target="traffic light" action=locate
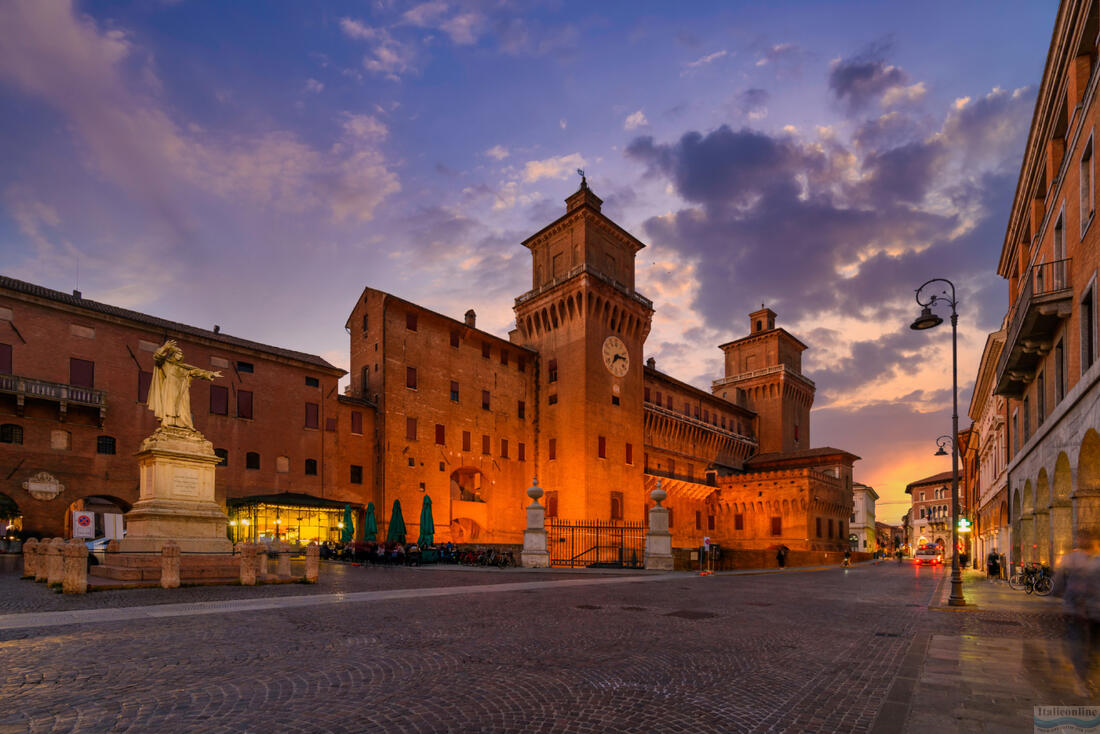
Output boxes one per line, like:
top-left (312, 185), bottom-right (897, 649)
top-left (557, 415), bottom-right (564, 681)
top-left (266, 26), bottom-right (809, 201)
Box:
top-left (957, 517), bottom-right (972, 533)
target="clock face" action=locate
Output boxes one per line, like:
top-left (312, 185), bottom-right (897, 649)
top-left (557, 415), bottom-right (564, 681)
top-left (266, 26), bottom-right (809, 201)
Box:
top-left (602, 336), bottom-right (629, 377)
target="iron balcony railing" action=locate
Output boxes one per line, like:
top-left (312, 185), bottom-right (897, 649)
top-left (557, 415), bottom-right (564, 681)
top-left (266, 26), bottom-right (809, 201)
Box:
top-left (995, 257), bottom-right (1072, 385)
top-left (0, 374), bottom-right (107, 408)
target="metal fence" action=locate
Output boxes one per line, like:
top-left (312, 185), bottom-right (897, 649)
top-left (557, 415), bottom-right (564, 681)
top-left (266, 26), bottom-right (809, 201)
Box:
top-left (547, 519), bottom-right (645, 569)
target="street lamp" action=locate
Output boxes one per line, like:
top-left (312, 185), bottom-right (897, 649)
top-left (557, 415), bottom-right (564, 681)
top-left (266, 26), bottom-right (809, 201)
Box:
top-left (911, 278), bottom-right (966, 607)
top-left (934, 435), bottom-right (952, 456)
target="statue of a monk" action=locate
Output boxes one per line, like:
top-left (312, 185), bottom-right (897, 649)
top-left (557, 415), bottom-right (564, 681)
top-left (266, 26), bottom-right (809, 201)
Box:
top-left (147, 340), bottom-right (221, 431)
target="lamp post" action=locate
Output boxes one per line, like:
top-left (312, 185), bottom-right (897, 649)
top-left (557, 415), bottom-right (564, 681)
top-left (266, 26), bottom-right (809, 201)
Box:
top-left (911, 278), bottom-right (966, 606)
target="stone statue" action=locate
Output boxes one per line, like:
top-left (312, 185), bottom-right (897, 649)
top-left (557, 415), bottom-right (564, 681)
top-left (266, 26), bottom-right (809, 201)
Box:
top-left (147, 340), bottom-right (220, 431)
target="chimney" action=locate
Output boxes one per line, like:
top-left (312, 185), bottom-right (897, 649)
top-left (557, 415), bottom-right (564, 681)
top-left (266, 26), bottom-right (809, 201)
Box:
top-left (213, 325), bottom-right (221, 334)
top-left (464, 309), bottom-right (476, 328)
top-left (72, 290), bottom-right (82, 299)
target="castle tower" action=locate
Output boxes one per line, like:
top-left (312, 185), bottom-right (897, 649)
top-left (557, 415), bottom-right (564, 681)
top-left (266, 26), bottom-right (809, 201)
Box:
top-left (512, 179), bottom-right (654, 521)
top-left (711, 307), bottom-right (815, 454)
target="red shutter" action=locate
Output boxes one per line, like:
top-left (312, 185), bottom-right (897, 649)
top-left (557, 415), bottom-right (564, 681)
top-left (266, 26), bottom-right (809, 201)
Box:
top-left (598, 436), bottom-right (606, 458)
top-left (500, 438), bottom-right (508, 458)
top-left (406, 418), bottom-right (417, 440)
top-left (69, 358), bottom-right (94, 388)
top-left (210, 385), bottom-right (228, 415)
top-left (772, 517), bottom-right (782, 536)
top-left (351, 411), bottom-right (363, 434)
top-left (0, 343), bottom-right (11, 375)
top-left (138, 370), bottom-right (152, 403)
top-left (518, 442), bottom-right (526, 461)
top-left (305, 402), bottom-right (319, 429)
top-left (482, 434), bottom-right (490, 455)
top-left (406, 366), bottom-right (417, 389)
top-left (435, 424), bottom-right (445, 445)
top-left (462, 431), bottom-right (471, 451)
top-left (548, 438), bottom-right (556, 460)
top-left (325, 417), bottom-right (337, 432)
top-left (625, 443), bottom-right (633, 464)
top-left (237, 390), bottom-right (253, 419)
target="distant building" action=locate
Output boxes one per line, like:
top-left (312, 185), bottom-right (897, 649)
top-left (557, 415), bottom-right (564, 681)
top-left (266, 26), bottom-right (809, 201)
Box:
top-left (905, 471), bottom-right (957, 558)
top-left (850, 483), bottom-right (878, 552)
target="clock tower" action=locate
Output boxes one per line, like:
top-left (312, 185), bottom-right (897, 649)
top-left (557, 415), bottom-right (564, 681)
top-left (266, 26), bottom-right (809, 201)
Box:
top-left (512, 179), bottom-right (653, 522)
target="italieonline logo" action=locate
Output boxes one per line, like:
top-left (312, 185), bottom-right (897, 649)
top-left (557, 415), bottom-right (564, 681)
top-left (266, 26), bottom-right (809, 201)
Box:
top-left (1034, 706), bottom-right (1100, 733)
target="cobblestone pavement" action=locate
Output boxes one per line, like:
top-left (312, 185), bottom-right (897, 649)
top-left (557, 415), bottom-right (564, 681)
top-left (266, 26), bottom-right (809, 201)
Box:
top-left (0, 560), bottom-right (1087, 733)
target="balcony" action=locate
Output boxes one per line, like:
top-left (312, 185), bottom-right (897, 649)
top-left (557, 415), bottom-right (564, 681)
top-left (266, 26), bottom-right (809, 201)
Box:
top-left (994, 258), bottom-right (1073, 398)
top-left (0, 374), bottom-right (108, 425)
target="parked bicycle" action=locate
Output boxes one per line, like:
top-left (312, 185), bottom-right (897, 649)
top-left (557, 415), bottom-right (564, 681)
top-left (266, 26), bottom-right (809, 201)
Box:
top-left (1008, 563), bottom-right (1053, 595)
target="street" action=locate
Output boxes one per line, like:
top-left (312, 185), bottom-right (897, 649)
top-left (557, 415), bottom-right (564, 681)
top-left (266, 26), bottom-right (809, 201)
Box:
top-left (0, 560), bottom-right (1086, 733)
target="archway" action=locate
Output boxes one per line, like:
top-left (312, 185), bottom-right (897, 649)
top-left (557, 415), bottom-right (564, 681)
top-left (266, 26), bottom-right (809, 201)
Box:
top-left (64, 495), bottom-right (131, 539)
top-left (1052, 452), bottom-right (1074, 562)
top-left (1076, 428), bottom-right (1100, 543)
top-left (0, 493), bottom-right (21, 547)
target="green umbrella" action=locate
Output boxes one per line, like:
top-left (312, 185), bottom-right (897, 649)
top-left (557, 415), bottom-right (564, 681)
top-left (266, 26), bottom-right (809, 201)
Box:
top-left (341, 504), bottom-right (354, 543)
top-left (363, 502), bottom-right (378, 541)
top-left (417, 495), bottom-right (434, 547)
top-left (386, 499), bottom-right (407, 543)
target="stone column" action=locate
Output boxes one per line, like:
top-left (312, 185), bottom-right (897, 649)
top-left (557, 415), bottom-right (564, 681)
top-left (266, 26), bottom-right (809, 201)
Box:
top-left (239, 542), bottom-right (257, 586)
top-left (275, 542), bottom-right (291, 577)
top-left (1050, 502), bottom-right (1073, 564)
top-left (45, 538), bottom-right (65, 587)
top-left (255, 544), bottom-right (269, 581)
top-left (21, 538), bottom-right (37, 579)
top-left (645, 481), bottom-right (675, 571)
top-left (62, 539), bottom-right (88, 594)
top-left (1018, 515), bottom-right (1035, 564)
top-left (305, 542), bottom-right (319, 583)
top-left (161, 541), bottom-right (181, 589)
top-left (1071, 487), bottom-right (1100, 547)
top-left (521, 477), bottom-right (550, 568)
top-left (1033, 508), bottom-right (1050, 565)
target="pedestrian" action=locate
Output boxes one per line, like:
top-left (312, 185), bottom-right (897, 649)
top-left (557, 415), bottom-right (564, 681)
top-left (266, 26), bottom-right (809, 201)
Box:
top-left (1053, 528), bottom-right (1100, 696)
top-left (987, 549), bottom-right (1000, 581)
top-left (776, 545), bottom-right (788, 569)
top-left (843, 548), bottom-right (852, 567)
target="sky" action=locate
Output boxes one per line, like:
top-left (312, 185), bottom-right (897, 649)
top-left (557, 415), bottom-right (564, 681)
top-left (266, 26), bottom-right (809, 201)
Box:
top-left (0, 0), bottom-right (1058, 523)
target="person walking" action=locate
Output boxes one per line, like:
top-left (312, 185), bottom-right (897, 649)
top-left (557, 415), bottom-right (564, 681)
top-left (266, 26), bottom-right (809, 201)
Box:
top-left (1053, 528), bottom-right (1099, 695)
top-left (987, 549), bottom-right (1000, 581)
top-left (843, 548), bottom-right (852, 567)
top-left (776, 545), bottom-right (788, 569)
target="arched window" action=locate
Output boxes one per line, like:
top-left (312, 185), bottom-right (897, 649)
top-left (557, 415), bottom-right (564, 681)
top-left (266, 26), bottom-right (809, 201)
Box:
top-left (96, 436), bottom-right (116, 455)
top-left (0, 424), bottom-right (22, 445)
top-left (245, 452), bottom-right (260, 470)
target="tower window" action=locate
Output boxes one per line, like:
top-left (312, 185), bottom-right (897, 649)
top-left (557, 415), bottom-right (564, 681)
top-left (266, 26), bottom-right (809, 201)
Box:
top-left (598, 436), bottom-right (606, 458)
top-left (406, 312), bottom-right (418, 331)
top-left (96, 436), bottom-right (116, 455)
top-left (450, 330), bottom-right (460, 348)
top-left (0, 424), bottom-right (22, 445)
top-left (236, 361), bottom-right (254, 374)
top-left (548, 359), bottom-right (558, 383)
top-left (482, 434), bottom-right (490, 455)
top-left (435, 424), bottom-right (445, 445)
top-left (482, 390), bottom-right (490, 410)
top-left (350, 465), bottom-right (363, 484)
top-left (406, 417), bottom-right (417, 441)
top-left (482, 341), bottom-right (491, 359)
top-left (246, 452), bottom-right (260, 470)
top-left (450, 381), bottom-right (460, 402)
top-left (462, 431), bottom-right (471, 451)
top-left (517, 400), bottom-right (526, 419)
top-left (548, 438), bottom-right (557, 460)
top-left (406, 366), bottom-right (417, 389)
top-left (305, 458), bottom-right (318, 475)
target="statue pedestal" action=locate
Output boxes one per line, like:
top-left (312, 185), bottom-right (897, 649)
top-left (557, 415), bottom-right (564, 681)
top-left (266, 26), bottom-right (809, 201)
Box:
top-left (118, 426), bottom-right (232, 554)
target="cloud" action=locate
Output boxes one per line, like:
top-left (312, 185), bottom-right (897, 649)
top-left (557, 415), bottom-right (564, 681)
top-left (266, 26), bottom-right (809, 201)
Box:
top-left (522, 153), bottom-right (585, 183)
top-left (401, 2), bottom-right (483, 45)
top-left (754, 42), bottom-right (801, 74)
top-left (734, 88), bottom-right (769, 120)
top-left (304, 78), bottom-right (324, 94)
top-left (0, 2), bottom-right (400, 235)
top-left (340, 18), bottom-right (416, 80)
top-left (827, 43), bottom-right (912, 114)
top-left (682, 49), bottom-right (727, 75)
top-left (624, 110), bottom-right (648, 130)
top-left (485, 144), bottom-right (509, 161)
top-left (559, 119), bottom-right (567, 130)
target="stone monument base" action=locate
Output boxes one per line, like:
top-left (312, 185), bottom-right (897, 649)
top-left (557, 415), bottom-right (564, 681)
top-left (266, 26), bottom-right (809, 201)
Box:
top-left (118, 425), bottom-right (232, 555)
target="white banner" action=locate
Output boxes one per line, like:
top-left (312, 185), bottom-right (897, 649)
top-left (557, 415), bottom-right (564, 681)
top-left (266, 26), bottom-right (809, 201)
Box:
top-left (72, 511), bottom-right (95, 539)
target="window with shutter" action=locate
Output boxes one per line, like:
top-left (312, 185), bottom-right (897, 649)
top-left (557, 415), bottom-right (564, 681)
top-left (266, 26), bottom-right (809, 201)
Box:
top-left (305, 402), bottom-right (319, 429)
top-left (69, 358), bottom-right (94, 388)
top-left (237, 390), bottom-right (253, 419)
top-left (210, 385), bottom-right (228, 415)
top-left (138, 370), bottom-right (152, 403)
top-left (0, 343), bottom-right (10, 375)
top-left (351, 411), bottom-right (363, 435)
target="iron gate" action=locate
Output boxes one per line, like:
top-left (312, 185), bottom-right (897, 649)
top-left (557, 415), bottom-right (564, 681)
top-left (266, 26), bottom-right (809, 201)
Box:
top-left (547, 519), bottom-right (645, 568)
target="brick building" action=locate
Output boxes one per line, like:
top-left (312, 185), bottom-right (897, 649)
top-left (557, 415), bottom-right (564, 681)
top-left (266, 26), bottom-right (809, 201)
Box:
top-left (981, 0), bottom-right (1100, 569)
top-left (0, 277), bottom-right (373, 542)
top-left (2, 178), bottom-right (859, 554)
top-left (904, 471), bottom-right (961, 558)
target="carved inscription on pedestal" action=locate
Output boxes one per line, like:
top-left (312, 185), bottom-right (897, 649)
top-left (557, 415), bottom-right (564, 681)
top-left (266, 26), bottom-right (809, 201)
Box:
top-left (172, 468), bottom-right (200, 498)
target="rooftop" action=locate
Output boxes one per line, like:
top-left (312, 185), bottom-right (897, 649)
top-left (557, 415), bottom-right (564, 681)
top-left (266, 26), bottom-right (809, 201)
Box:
top-left (904, 470), bottom-right (955, 494)
top-left (1, 274), bottom-right (343, 373)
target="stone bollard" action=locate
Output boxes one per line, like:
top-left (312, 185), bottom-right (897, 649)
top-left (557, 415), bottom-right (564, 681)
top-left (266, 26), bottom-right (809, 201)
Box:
top-left (46, 538), bottom-right (66, 587)
top-left (255, 544), bottom-right (269, 581)
top-left (275, 541), bottom-right (291, 577)
top-left (644, 481), bottom-right (674, 571)
top-left (21, 538), bottom-right (38, 579)
top-left (305, 542), bottom-right (319, 583)
top-left (62, 538), bottom-right (88, 594)
top-left (521, 477), bottom-right (550, 568)
top-left (239, 543), bottom-right (257, 586)
top-left (161, 541), bottom-right (181, 589)
top-left (35, 539), bottom-right (51, 582)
